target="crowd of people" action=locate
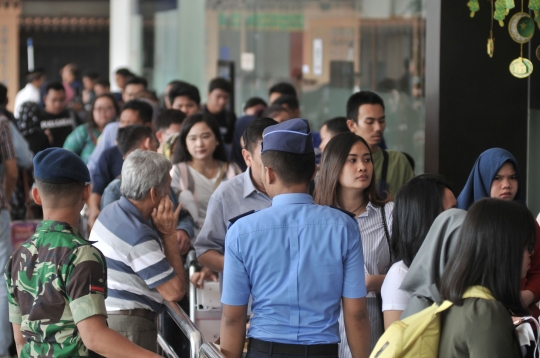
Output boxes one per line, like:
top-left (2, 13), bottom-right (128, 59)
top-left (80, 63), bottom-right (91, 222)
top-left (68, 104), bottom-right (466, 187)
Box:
top-left (0, 63), bottom-right (537, 358)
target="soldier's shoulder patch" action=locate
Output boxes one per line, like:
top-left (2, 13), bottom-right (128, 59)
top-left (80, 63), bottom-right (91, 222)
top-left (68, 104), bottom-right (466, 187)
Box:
top-left (89, 282), bottom-right (106, 295)
top-left (228, 210), bottom-right (256, 229)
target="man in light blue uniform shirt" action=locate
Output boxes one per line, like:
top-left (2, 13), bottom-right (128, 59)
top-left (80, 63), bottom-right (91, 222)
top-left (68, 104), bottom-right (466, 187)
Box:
top-left (220, 119), bottom-right (371, 358)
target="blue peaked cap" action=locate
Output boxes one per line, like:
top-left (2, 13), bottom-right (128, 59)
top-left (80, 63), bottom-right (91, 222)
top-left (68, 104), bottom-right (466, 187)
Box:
top-left (34, 148), bottom-right (91, 184)
top-left (261, 118), bottom-right (314, 154)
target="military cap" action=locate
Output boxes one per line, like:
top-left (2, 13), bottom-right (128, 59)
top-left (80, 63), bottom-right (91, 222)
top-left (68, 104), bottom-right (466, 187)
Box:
top-left (261, 118), bottom-right (314, 154)
top-left (34, 148), bottom-right (91, 184)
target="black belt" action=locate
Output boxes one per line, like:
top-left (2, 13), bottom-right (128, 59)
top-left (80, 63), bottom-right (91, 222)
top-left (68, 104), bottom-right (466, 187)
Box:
top-left (248, 338), bottom-right (338, 356)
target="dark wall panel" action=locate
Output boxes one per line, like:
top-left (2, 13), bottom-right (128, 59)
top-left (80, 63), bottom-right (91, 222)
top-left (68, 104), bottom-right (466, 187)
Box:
top-left (18, 30), bottom-right (109, 90)
top-left (427, 1), bottom-right (529, 194)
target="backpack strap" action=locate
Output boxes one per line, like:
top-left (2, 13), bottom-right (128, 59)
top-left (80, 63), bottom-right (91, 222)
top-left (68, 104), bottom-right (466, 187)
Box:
top-left (462, 285), bottom-right (495, 300)
top-left (176, 162), bottom-right (195, 194)
top-left (380, 204), bottom-right (392, 262)
top-left (87, 127), bottom-right (98, 146)
top-left (434, 286), bottom-right (494, 314)
top-left (381, 149), bottom-right (389, 182)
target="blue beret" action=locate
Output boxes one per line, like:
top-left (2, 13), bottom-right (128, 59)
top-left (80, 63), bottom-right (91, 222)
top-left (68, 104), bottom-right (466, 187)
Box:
top-left (34, 148), bottom-right (91, 184)
top-left (261, 118), bottom-right (314, 154)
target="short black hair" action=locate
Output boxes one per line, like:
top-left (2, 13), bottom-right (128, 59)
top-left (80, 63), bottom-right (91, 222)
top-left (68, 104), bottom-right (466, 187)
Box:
top-left (208, 77), bottom-right (232, 94)
top-left (322, 116), bottom-right (349, 136)
top-left (116, 68), bottom-right (134, 77)
top-left (272, 95), bottom-right (299, 111)
top-left (242, 117), bottom-right (278, 153)
top-left (262, 150), bottom-right (315, 186)
top-left (169, 84), bottom-right (201, 106)
top-left (0, 84), bottom-right (7, 106)
top-left (82, 70), bottom-right (99, 80)
top-left (125, 76), bottom-right (148, 89)
top-left (63, 63), bottom-right (79, 77)
top-left (156, 109), bottom-right (186, 131)
top-left (45, 81), bottom-right (65, 95)
top-left (27, 68), bottom-right (45, 83)
top-left (116, 125), bottom-right (154, 156)
top-left (133, 89), bottom-right (159, 102)
top-left (95, 78), bottom-right (110, 88)
top-left (121, 100), bottom-right (153, 124)
top-left (35, 180), bottom-right (85, 207)
top-left (243, 97), bottom-right (267, 112)
top-left (168, 79), bottom-right (190, 88)
top-left (261, 104), bottom-right (290, 119)
top-left (346, 91), bottom-right (385, 121)
top-left (269, 82), bottom-right (297, 98)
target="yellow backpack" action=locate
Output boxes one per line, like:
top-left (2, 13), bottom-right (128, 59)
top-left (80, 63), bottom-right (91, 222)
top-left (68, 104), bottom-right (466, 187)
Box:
top-left (370, 286), bottom-right (494, 358)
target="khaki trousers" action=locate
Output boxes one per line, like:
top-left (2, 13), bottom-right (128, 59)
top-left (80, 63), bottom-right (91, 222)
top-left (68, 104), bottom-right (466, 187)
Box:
top-left (107, 314), bottom-right (157, 352)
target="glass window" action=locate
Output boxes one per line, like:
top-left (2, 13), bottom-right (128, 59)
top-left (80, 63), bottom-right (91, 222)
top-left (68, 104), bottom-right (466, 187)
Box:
top-left (149, 0), bottom-right (427, 172)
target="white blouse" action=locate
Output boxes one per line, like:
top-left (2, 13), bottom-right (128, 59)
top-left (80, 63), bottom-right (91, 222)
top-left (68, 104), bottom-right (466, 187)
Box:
top-left (381, 260), bottom-right (411, 311)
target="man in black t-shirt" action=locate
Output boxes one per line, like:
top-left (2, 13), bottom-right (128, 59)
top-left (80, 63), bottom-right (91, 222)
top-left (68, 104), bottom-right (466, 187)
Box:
top-left (202, 77), bottom-right (236, 144)
top-left (38, 81), bottom-right (78, 147)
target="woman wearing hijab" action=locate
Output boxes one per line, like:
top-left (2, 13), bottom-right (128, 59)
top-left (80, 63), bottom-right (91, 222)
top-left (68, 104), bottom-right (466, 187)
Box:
top-left (399, 208), bottom-right (467, 318)
top-left (456, 148), bottom-right (540, 317)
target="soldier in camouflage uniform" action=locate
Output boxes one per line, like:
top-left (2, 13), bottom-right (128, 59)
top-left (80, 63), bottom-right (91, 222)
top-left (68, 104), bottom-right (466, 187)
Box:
top-left (4, 148), bottom-right (160, 358)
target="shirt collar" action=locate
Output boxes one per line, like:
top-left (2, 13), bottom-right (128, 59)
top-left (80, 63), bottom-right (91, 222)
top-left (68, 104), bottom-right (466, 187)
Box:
top-left (272, 193), bottom-right (314, 206)
top-left (119, 196), bottom-right (152, 226)
top-left (36, 220), bottom-right (82, 238)
top-left (356, 201), bottom-right (377, 218)
top-left (243, 168), bottom-right (269, 199)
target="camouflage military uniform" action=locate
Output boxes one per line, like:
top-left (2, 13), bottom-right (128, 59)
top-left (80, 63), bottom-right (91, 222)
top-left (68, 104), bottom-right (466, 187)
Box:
top-left (4, 220), bottom-right (108, 358)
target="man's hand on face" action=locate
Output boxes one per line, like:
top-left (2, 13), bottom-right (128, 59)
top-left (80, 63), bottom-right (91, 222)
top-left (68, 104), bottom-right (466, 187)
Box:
top-left (152, 197), bottom-right (181, 237)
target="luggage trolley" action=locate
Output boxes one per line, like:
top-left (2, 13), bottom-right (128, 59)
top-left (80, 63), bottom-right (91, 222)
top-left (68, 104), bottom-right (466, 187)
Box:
top-left (186, 251), bottom-right (222, 343)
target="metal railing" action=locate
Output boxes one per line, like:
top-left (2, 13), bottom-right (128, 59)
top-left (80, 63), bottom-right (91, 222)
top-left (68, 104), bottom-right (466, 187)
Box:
top-left (186, 250), bottom-right (198, 321)
top-left (199, 342), bottom-right (224, 358)
top-left (157, 333), bottom-right (180, 358)
top-left (163, 300), bottom-right (204, 358)
top-left (157, 250), bottom-right (226, 358)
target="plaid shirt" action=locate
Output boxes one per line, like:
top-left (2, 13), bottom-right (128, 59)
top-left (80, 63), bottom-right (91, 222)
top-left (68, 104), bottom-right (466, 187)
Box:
top-left (0, 114), bottom-right (16, 210)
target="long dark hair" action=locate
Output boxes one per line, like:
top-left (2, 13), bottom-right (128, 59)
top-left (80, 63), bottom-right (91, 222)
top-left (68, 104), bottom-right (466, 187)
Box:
top-left (314, 132), bottom-right (387, 208)
top-left (87, 93), bottom-right (119, 130)
top-left (391, 174), bottom-right (453, 267)
top-left (440, 198), bottom-right (535, 315)
top-left (172, 113), bottom-right (228, 164)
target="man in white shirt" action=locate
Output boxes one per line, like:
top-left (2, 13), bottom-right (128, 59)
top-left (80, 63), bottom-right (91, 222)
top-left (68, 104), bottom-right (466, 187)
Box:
top-left (14, 69), bottom-right (45, 118)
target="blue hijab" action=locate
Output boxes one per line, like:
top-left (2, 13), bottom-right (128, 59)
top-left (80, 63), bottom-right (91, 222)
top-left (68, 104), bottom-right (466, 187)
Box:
top-left (457, 148), bottom-right (523, 210)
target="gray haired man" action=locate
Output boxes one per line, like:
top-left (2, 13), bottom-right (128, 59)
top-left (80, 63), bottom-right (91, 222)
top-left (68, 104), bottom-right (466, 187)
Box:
top-left (90, 149), bottom-right (185, 352)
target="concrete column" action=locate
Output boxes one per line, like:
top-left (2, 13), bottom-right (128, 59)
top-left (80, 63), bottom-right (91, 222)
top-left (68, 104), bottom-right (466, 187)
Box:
top-left (109, 0), bottom-right (143, 91)
top-left (0, 0), bottom-right (21, 112)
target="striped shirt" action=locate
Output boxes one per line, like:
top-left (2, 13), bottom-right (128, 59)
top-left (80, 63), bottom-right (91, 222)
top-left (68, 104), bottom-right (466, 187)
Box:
top-left (339, 201), bottom-right (394, 357)
top-left (90, 196), bottom-right (176, 313)
top-left (0, 114), bottom-right (16, 210)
